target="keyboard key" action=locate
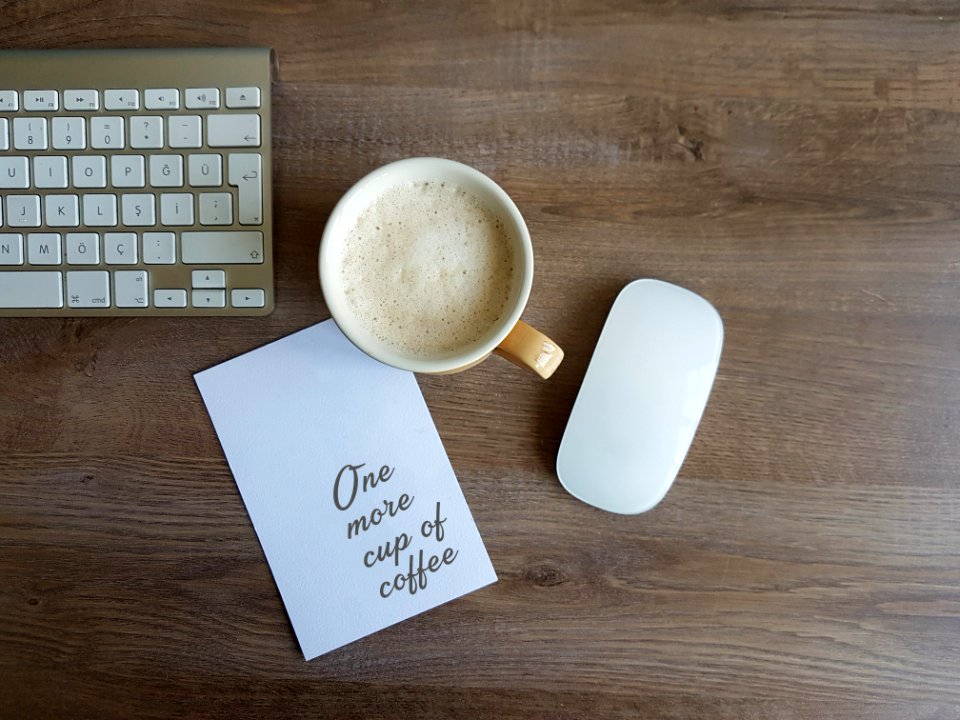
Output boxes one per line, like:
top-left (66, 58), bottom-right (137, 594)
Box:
top-left (66, 270), bottom-right (110, 308)
top-left (0, 157), bottom-right (30, 189)
top-left (0, 118), bottom-right (8, 151)
top-left (168, 115), bottom-right (202, 149)
top-left (66, 232), bottom-right (100, 265)
top-left (23, 90), bottom-right (58, 111)
top-left (181, 231), bottom-right (263, 264)
top-left (104, 232), bottom-right (137, 264)
top-left (27, 233), bottom-right (61, 264)
top-left (0, 91), bottom-right (18, 112)
top-left (192, 289), bottom-right (225, 308)
top-left (34, 156), bottom-right (68, 189)
top-left (51, 116), bottom-right (87, 150)
top-left (7, 195), bottom-right (41, 227)
top-left (0, 234), bottom-right (24, 265)
top-left (82, 194), bottom-right (118, 227)
top-left (73, 156), bottom-right (107, 189)
top-left (192, 269), bottom-right (226, 288)
top-left (13, 118), bottom-right (47, 150)
top-left (115, 269), bottom-right (148, 307)
top-left (199, 192), bottom-right (232, 225)
top-left (185, 88), bottom-right (220, 109)
top-left (160, 193), bottom-right (194, 226)
top-left (64, 89), bottom-right (99, 111)
top-left (207, 114), bottom-right (260, 148)
top-left (91, 117), bottom-right (125, 150)
top-left (231, 288), bottom-right (265, 308)
top-left (188, 154), bottom-right (222, 187)
top-left (120, 193), bottom-right (156, 226)
top-left (44, 194), bottom-right (80, 227)
top-left (154, 288), bottom-right (187, 307)
top-left (227, 153), bottom-right (263, 225)
top-left (143, 232), bottom-right (176, 264)
top-left (104, 89), bottom-right (140, 111)
top-left (149, 155), bottom-right (184, 188)
top-left (226, 87), bottom-right (261, 109)
top-left (130, 116), bottom-right (164, 149)
top-left (144, 89), bottom-right (180, 110)
top-left (0, 270), bottom-right (63, 308)
top-left (111, 155), bottom-right (146, 188)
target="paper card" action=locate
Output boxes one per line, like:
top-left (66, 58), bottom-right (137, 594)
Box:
top-left (194, 320), bottom-right (496, 660)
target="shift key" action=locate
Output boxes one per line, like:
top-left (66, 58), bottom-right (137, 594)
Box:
top-left (181, 231), bottom-right (264, 264)
top-left (0, 271), bottom-right (64, 307)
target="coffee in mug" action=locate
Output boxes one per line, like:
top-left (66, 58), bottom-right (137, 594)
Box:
top-left (339, 180), bottom-right (516, 358)
top-left (320, 157), bottom-right (563, 378)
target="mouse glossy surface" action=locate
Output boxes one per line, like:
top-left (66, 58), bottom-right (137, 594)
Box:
top-left (557, 279), bottom-right (723, 514)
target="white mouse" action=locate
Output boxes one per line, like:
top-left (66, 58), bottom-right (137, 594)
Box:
top-left (557, 279), bottom-right (723, 514)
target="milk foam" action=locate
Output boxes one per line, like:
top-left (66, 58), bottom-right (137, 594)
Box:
top-left (340, 180), bottom-right (516, 357)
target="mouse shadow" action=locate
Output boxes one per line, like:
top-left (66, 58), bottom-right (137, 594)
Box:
top-left (532, 277), bottom-right (630, 475)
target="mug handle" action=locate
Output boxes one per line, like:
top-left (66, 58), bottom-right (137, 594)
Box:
top-left (494, 320), bottom-right (564, 379)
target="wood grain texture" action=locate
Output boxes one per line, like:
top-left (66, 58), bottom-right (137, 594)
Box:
top-left (3, 1), bottom-right (960, 717)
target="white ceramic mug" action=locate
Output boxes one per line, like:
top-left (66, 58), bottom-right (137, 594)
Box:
top-left (319, 158), bottom-right (563, 378)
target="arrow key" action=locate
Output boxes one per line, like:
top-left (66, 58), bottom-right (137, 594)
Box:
top-left (231, 288), bottom-right (265, 308)
top-left (192, 289), bottom-right (226, 308)
top-left (154, 288), bottom-right (187, 308)
top-left (192, 269), bottom-right (226, 288)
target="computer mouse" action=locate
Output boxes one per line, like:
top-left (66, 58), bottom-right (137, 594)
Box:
top-left (556, 279), bottom-right (723, 514)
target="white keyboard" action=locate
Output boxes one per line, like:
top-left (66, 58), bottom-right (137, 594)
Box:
top-left (0, 48), bottom-right (275, 317)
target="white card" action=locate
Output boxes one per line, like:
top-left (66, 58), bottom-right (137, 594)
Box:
top-left (195, 320), bottom-right (497, 659)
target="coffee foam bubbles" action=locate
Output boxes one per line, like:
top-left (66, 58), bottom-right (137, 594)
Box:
top-left (340, 180), bottom-right (516, 358)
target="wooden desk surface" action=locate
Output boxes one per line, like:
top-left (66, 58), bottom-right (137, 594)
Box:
top-left (3, 2), bottom-right (959, 717)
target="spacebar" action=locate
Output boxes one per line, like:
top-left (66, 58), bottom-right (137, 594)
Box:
top-left (181, 231), bottom-right (264, 264)
top-left (0, 271), bottom-right (64, 308)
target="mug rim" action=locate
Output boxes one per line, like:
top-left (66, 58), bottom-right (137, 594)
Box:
top-left (319, 157), bottom-right (534, 374)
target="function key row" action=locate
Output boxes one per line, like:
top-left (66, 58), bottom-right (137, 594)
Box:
top-left (0, 87), bottom-right (261, 112)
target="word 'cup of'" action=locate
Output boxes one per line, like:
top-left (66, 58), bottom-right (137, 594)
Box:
top-left (319, 157), bottom-right (563, 377)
